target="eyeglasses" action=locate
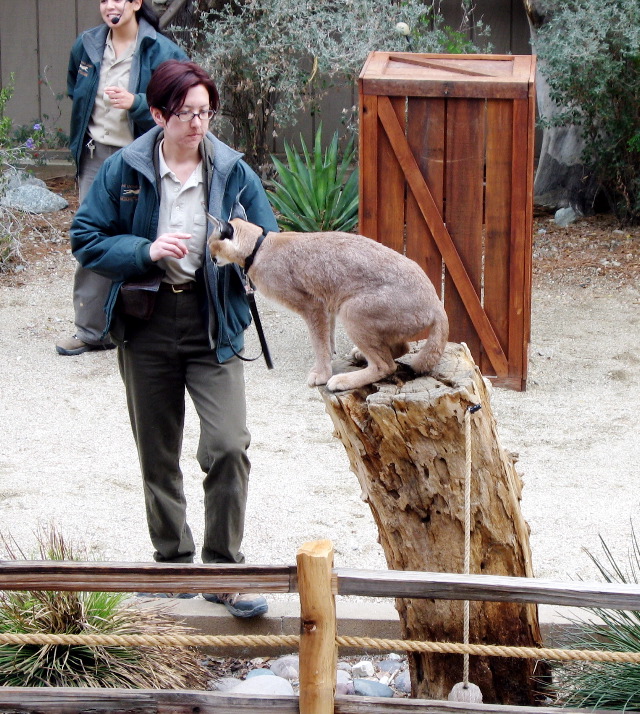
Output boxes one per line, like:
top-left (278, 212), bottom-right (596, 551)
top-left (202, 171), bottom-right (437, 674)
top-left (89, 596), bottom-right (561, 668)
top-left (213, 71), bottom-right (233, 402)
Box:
top-left (166, 109), bottom-right (216, 123)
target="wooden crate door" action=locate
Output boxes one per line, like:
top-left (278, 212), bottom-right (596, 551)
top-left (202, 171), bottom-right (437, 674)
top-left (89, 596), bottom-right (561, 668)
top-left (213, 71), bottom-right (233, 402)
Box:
top-left (483, 99), bottom-right (514, 376)
top-left (361, 94), bottom-right (510, 382)
top-left (444, 98), bottom-right (485, 359)
top-left (406, 97), bottom-right (444, 294)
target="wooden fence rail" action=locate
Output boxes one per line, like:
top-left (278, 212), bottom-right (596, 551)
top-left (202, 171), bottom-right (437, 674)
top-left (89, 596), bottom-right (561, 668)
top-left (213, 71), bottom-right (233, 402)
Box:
top-left (4, 560), bottom-right (640, 610)
top-left (0, 539), bottom-right (636, 714)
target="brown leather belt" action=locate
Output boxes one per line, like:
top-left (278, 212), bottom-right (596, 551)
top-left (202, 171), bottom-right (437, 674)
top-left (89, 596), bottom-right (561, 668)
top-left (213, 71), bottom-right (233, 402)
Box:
top-left (159, 281), bottom-right (195, 293)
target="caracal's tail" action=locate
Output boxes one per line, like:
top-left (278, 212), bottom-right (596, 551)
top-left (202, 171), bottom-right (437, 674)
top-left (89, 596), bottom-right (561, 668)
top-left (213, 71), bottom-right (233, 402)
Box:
top-left (406, 309), bottom-right (449, 374)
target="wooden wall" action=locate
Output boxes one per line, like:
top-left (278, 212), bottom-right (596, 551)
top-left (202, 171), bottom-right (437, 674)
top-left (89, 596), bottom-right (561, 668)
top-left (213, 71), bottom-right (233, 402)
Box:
top-left (0, 0), bottom-right (530, 148)
top-left (0, 0), bottom-right (101, 131)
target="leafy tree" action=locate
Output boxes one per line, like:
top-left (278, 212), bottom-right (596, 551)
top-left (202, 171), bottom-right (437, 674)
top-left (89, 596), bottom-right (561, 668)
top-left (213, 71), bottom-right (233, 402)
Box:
top-left (532, 0), bottom-right (640, 223)
top-left (189, 0), bottom-right (488, 174)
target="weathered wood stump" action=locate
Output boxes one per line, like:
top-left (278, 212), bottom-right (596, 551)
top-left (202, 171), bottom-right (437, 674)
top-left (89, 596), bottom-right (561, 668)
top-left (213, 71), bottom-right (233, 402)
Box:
top-left (320, 342), bottom-right (549, 704)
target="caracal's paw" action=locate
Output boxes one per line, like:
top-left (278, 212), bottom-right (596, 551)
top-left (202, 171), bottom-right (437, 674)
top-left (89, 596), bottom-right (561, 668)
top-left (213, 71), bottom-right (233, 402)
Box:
top-left (307, 368), bottom-right (331, 387)
top-left (348, 346), bottom-right (366, 364)
top-left (326, 372), bottom-right (357, 392)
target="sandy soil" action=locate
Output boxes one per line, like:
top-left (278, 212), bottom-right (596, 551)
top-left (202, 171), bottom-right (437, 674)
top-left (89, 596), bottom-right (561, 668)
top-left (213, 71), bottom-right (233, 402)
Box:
top-left (1, 177), bottom-right (639, 591)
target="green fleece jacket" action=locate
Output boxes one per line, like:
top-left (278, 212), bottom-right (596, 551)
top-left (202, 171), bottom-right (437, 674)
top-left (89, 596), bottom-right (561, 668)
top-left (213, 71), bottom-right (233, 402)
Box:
top-left (67, 18), bottom-right (188, 167)
top-left (71, 126), bottom-right (279, 363)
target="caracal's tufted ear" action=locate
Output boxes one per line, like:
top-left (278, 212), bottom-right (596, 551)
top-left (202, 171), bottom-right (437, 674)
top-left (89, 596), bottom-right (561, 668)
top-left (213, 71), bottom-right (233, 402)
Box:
top-left (205, 212), bottom-right (234, 240)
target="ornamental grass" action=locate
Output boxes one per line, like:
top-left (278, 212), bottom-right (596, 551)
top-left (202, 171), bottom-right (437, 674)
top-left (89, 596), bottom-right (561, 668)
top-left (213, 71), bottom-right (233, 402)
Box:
top-left (551, 528), bottom-right (640, 709)
top-left (0, 527), bottom-right (209, 689)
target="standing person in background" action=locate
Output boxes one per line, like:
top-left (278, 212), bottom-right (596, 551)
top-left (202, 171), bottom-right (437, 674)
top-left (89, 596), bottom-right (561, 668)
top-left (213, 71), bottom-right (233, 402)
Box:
top-left (71, 60), bottom-right (279, 617)
top-left (56, 0), bottom-right (188, 356)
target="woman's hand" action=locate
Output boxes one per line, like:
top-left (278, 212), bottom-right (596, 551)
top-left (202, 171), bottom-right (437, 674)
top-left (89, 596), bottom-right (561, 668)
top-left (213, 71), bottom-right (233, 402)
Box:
top-left (149, 233), bottom-right (191, 262)
top-left (104, 86), bottom-right (135, 111)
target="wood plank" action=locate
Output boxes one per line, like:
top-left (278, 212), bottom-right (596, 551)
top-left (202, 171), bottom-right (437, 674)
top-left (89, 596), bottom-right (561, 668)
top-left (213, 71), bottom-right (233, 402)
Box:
top-left (358, 92), bottom-right (379, 239)
top-left (38, 0), bottom-right (75, 132)
top-left (406, 97), bottom-right (444, 295)
top-left (481, 99), bottom-right (513, 375)
top-left (357, 50), bottom-right (386, 83)
top-left (521, 74), bottom-right (537, 389)
top-left (0, 0), bottom-right (39, 126)
top-left (506, 98), bottom-right (530, 385)
top-left (361, 77), bottom-right (529, 101)
top-left (388, 55), bottom-right (502, 78)
top-left (443, 98), bottom-right (485, 359)
top-left (76, 0), bottom-right (101, 33)
top-left (376, 96), bottom-right (508, 377)
top-left (473, 0), bottom-right (512, 54)
top-left (0, 690), bottom-right (618, 714)
top-left (335, 568), bottom-right (640, 610)
top-left (0, 561), bottom-right (295, 594)
top-left (0, 688), bottom-right (299, 713)
top-left (335, 696), bottom-right (620, 713)
top-left (377, 95), bottom-right (405, 253)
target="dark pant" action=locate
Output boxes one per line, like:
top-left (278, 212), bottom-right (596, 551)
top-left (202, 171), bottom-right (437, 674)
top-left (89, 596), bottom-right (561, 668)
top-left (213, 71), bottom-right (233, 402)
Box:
top-left (73, 140), bottom-right (119, 345)
top-left (117, 289), bottom-right (250, 564)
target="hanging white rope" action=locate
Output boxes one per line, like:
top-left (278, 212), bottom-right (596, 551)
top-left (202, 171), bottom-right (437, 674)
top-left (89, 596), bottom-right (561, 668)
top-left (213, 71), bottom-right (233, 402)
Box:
top-left (449, 403), bottom-right (483, 703)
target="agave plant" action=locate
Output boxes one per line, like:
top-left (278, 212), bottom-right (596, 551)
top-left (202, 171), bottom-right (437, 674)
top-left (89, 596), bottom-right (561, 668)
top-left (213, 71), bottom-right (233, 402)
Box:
top-left (0, 526), bottom-right (209, 688)
top-left (551, 528), bottom-right (640, 709)
top-left (268, 125), bottom-right (359, 233)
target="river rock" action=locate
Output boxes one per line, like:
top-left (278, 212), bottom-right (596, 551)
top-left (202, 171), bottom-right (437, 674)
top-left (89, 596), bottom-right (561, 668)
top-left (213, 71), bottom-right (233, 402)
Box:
top-left (394, 669), bottom-right (412, 694)
top-left (351, 660), bottom-right (375, 678)
top-left (336, 680), bottom-right (355, 695)
top-left (378, 658), bottom-right (402, 674)
top-left (353, 678), bottom-right (394, 697)
top-left (0, 168), bottom-right (47, 193)
top-left (554, 206), bottom-right (579, 227)
top-left (1, 185), bottom-right (68, 213)
top-left (246, 668), bottom-right (275, 678)
top-left (228, 674), bottom-right (294, 695)
top-left (211, 676), bottom-right (242, 692)
top-left (270, 654), bottom-right (299, 679)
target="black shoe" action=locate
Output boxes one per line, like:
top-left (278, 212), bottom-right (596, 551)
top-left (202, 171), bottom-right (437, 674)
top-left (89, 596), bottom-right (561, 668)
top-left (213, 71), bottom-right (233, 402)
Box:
top-left (56, 335), bottom-right (116, 356)
top-left (203, 592), bottom-right (268, 618)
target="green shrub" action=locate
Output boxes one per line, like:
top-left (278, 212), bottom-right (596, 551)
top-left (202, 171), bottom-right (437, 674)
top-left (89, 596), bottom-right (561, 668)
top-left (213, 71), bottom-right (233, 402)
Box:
top-left (268, 126), bottom-right (358, 232)
top-left (551, 528), bottom-right (640, 708)
top-left (0, 527), bottom-right (209, 689)
top-left (191, 0), bottom-right (489, 172)
top-left (534, 0), bottom-right (640, 223)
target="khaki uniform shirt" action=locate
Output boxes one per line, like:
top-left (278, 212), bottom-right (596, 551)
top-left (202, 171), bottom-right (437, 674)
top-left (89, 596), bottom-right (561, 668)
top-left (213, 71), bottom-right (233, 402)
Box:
top-left (87, 31), bottom-right (135, 147)
top-left (156, 141), bottom-right (207, 284)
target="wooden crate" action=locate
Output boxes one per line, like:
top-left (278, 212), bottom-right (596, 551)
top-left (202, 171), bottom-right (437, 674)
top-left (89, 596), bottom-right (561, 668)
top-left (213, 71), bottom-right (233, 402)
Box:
top-left (358, 53), bottom-right (536, 391)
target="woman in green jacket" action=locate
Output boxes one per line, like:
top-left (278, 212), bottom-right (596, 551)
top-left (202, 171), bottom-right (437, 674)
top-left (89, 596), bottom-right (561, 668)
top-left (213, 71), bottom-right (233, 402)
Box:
top-left (57, 0), bottom-right (187, 356)
top-left (72, 60), bottom-right (278, 619)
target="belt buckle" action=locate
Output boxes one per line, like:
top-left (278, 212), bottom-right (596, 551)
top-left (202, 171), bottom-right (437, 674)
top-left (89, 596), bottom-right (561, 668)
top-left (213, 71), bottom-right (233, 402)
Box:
top-left (171, 284), bottom-right (184, 293)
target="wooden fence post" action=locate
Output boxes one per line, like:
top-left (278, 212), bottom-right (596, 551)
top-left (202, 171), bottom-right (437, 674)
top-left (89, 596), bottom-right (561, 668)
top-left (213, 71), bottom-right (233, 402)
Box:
top-left (297, 540), bottom-right (337, 714)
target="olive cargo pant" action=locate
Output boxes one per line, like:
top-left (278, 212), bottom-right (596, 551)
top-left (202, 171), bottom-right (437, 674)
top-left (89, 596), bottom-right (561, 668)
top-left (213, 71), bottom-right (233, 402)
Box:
top-left (117, 289), bottom-right (250, 564)
top-left (73, 140), bottom-right (119, 346)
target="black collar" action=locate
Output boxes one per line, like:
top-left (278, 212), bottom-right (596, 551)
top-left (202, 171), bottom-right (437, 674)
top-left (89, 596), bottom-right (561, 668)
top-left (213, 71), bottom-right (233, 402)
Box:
top-left (243, 231), bottom-right (268, 273)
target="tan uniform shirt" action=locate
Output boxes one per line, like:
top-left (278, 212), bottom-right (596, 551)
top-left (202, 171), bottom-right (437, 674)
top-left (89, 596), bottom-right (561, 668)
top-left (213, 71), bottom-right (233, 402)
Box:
top-left (156, 142), bottom-right (207, 284)
top-left (87, 31), bottom-right (135, 147)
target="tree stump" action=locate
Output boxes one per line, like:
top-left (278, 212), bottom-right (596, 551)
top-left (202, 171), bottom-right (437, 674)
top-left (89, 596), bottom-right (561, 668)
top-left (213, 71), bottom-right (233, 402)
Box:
top-left (320, 342), bottom-right (549, 704)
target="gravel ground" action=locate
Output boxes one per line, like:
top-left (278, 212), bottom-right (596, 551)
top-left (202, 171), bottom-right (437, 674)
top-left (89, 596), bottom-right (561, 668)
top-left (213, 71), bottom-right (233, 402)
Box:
top-left (1, 184), bottom-right (639, 595)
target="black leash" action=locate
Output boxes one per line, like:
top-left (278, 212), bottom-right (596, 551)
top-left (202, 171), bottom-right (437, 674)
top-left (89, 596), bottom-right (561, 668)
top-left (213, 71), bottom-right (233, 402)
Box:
top-left (219, 258), bottom-right (273, 370)
top-left (246, 284), bottom-right (273, 370)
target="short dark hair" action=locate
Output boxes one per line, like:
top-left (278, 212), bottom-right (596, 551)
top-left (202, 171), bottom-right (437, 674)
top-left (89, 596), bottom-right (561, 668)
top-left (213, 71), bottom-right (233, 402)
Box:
top-left (147, 60), bottom-right (220, 120)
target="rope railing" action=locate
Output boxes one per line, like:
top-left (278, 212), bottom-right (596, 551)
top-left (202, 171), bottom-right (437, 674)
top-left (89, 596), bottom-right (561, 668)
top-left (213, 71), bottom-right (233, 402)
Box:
top-left (1, 631), bottom-right (639, 665)
top-left (3, 542), bottom-right (640, 713)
